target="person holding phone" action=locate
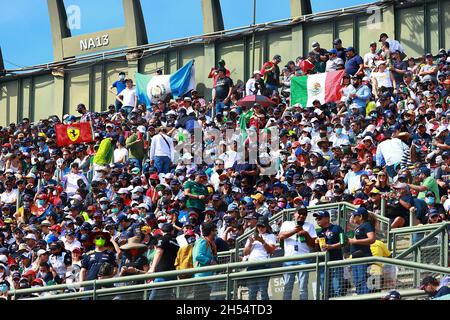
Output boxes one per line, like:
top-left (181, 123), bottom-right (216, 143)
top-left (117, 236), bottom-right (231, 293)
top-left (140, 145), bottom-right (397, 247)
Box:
top-left (243, 216), bottom-right (277, 300)
top-left (278, 205), bottom-right (317, 300)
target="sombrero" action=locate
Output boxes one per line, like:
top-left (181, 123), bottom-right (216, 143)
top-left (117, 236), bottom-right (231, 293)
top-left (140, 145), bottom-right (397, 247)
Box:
top-left (119, 236), bottom-right (147, 251)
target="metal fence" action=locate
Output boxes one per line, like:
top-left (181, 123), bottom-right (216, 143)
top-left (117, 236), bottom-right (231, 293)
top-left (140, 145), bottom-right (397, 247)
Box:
top-left (11, 255), bottom-right (450, 301)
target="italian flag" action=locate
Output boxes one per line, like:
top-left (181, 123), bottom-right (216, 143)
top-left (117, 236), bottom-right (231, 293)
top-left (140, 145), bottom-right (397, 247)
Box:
top-left (290, 70), bottom-right (345, 107)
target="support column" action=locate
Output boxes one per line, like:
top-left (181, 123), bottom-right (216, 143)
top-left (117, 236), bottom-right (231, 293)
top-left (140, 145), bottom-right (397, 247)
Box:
top-left (47, 0), bottom-right (71, 61)
top-left (290, 0), bottom-right (312, 18)
top-left (201, 0), bottom-right (224, 34)
top-left (0, 47), bottom-right (5, 76)
top-left (382, 4), bottom-right (396, 42)
top-left (291, 24), bottom-right (304, 60)
top-left (122, 0), bottom-right (148, 47)
top-left (204, 43), bottom-right (216, 101)
top-left (51, 68), bottom-right (66, 119)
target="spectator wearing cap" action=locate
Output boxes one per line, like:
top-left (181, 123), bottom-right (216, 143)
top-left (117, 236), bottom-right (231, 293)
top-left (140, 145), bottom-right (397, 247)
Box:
top-left (208, 59), bottom-right (231, 87)
top-left (391, 50), bottom-right (408, 88)
top-left (348, 207), bottom-right (377, 294)
top-left (213, 67), bottom-right (234, 115)
top-left (347, 75), bottom-right (371, 114)
top-left (278, 206), bottom-right (317, 300)
top-left (246, 69), bottom-right (264, 96)
top-left (371, 60), bottom-right (396, 97)
top-left (184, 170), bottom-right (210, 221)
top-left (260, 55), bottom-right (282, 95)
top-left (192, 221), bottom-right (218, 299)
top-left (330, 123), bottom-right (351, 148)
top-left (126, 126), bottom-right (146, 171)
top-left (243, 216), bottom-right (276, 300)
top-left (376, 129), bottom-right (409, 178)
top-left (148, 223), bottom-right (179, 300)
top-left (345, 47), bottom-right (364, 76)
top-left (80, 230), bottom-right (118, 285)
top-left (63, 230), bottom-right (81, 252)
top-left (385, 182), bottom-right (414, 228)
top-left (382, 290), bottom-right (402, 300)
top-left (60, 162), bottom-right (89, 198)
top-left (344, 160), bottom-right (368, 195)
top-left (310, 42), bottom-right (328, 73)
top-left (420, 276), bottom-right (450, 299)
top-left (419, 53), bottom-right (438, 83)
top-left (115, 78), bottom-right (137, 115)
top-left (149, 127), bottom-right (174, 174)
top-left (408, 167), bottom-right (440, 204)
top-left (333, 38), bottom-right (346, 62)
top-left (325, 48), bottom-right (344, 72)
top-left (363, 41), bottom-right (379, 76)
top-left (314, 210), bottom-right (344, 297)
top-left (48, 241), bottom-right (72, 283)
top-left (109, 72), bottom-right (127, 112)
top-left (379, 33), bottom-right (405, 57)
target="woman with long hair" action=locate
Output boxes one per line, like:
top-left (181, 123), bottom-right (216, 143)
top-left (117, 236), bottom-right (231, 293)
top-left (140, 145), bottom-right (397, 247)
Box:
top-left (243, 216), bottom-right (276, 300)
top-left (348, 207), bottom-right (376, 295)
top-left (375, 171), bottom-right (390, 192)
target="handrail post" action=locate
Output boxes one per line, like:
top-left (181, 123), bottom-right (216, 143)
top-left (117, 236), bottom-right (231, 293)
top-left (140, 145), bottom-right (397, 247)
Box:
top-left (93, 280), bottom-right (97, 300)
top-left (443, 225), bottom-right (449, 268)
top-left (380, 197), bottom-right (386, 217)
top-left (323, 251), bottom-right (329, 300)
top-left (315, 255), bottom-right (320, 300)
top-left (225, 263), bottom-right (231, 300)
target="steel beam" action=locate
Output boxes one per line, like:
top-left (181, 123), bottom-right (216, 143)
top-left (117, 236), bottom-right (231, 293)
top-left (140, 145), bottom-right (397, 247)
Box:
top-left (47, 0), bottom-right (72, 61)
top-left (291, 0), bottom-right (312, 18)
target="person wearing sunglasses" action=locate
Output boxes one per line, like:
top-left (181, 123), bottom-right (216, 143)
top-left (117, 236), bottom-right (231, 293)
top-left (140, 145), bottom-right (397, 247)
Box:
top-left (313, 210), bottom-right (345, 298)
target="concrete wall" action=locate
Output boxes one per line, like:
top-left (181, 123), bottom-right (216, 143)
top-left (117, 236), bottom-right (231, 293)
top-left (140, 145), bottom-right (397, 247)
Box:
top-left (0, 0), bottom-right (448, 125)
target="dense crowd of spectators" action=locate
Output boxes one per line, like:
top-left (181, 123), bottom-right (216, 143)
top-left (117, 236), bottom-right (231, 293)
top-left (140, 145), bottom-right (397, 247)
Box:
top-left (0, 32), bottom-right (450, 300)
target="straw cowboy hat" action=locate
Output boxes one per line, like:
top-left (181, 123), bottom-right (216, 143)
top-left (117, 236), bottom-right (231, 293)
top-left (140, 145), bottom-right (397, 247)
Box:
top-left (119, 236), bottom-right (147, 251)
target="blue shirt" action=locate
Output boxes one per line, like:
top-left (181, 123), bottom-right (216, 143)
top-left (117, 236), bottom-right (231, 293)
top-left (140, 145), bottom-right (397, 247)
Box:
top-left (352, 85), bottom-right (371, 110)
top-left (317, 224), bottom-right (344, 261)
top-left (345, 54), bottom-right (364, 76)
top-left (112, 80), bottom-right (127, 94)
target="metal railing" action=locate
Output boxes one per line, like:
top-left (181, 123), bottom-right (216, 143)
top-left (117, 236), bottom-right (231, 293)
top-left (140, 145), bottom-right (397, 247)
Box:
top-left (13, 255), bottom-right (450, 301)
top-left (9, 252), bottom-right (326, 300)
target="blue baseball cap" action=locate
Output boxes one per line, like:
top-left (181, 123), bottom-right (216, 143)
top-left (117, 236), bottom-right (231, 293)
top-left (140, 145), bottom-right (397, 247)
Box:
top-left (328, 48), bottom-right (338, 54)
top-left (346, 46), bottom-right (355, 52)
top-left (419, 167), bottom-right (431, 176)
top-left (313, 210), bottom-right (330, 218)
top-left (352, 207), bottom-right (368, 216)
top-left (227, 203), bottom-right (239, 211)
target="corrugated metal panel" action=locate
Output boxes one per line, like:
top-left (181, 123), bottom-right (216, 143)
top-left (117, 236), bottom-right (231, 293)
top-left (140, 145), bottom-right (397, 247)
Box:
top-left (444, 0), bottom-right (450, 49)
top-left (398, 6), bottom-right (425, 58)
top-left (336, 19), bottom-right (353, 49)
top-left (303, 21), bottom-right (333, 56)
top-left (64, 69), bottom-right (90, 116)
top-left (217, 40), bottom-right (245, 84)
top-left (267, 30), bottom-right (292, 67)
top-left (180, 45), bottom-right (206, 95)
top-left (33, 74), bottom-right (55, 121)
top-left (0, 81), bottom-right (18, 126)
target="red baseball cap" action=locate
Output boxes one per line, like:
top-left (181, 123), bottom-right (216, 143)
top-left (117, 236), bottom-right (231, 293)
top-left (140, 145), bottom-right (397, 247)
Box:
top-left (184, 229), bottom-right (195, 237)
top-left (49, 225), bottom-right (62, 233)
top-left (149, 173), bottom-right (159, 180)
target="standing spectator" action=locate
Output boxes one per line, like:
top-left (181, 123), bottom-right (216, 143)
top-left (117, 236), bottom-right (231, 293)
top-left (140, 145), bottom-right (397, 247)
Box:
top-left (213, 68), bottom-right (233, 115)
top-left (148, 223), bottom-right (179, 300)
top-left (345, 47), bottom-right (364, 76)
top-left (260, 55), bottom-right (282, 95)
top-left (390, 50), bottom-right (408, 89)
top-left (326, 49), bottom-right (344, 72)
top-left (347, 75), bottom-right (371, 114)
top-left (109, 72), bottom-right (127, 112)
top-left (314, 210), bottom-right (344, 297)
top-left (116, 79), bottom-right (137, 115)
top-left (126, 126), bottom-right (146, 171)
top-left (60, 162), bottom-right (89, 197)
top-left (311, 42), bottom-right (328, 73)
top-left (347, 207), bottom-right (376, 295)
top-left (363, 42), bottom-right (379, 77)
top-left (149, 127), bottom-right (174, 174)
top-left (245, 70), bottom-right (264, 96)
top-left (192, 221), bottom-right (218, 300)
top-left (184, 170), bottom-right (209, 221)
top-left (77, 104), bottom-right (94, 123)
top-left (278, 206), bottom-right (317, 300)
top-left (333, 38), bottom-right (347, 63)
top-left (243, 216), bottom-right (276, 300)
top-left (379, 33), bottom-right (406, 60)
top-left (208, 59), bottom-right (231, 87)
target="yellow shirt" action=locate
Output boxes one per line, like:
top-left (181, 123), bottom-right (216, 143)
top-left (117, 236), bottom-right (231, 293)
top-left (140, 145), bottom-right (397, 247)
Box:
top-left (369, 240), bottom-right (391, 275)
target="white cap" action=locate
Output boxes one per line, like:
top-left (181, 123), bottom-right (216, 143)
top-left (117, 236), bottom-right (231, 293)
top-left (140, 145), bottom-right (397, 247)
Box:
top-left (0, 255), bottom-right (8, 264)
top-left (24, 234), bottom-right (37, 241)
top-left (350, 103), bottom-right (359, 109)
top-left (362, 76), bottom-right (370, 82)
top-left (311, 117), bottom-right (319, 123)
top-left (164, 173), bottom-right (174, 179)
top-left (37, 249), bottom-right (47, 257)
top-left (435, 125), bottom-right (448, 136)
top-left (72, 194), bottom-right (83, 202)
top-left (287, 155), bottom-right (297, 163)
top-left (444, 198), bottom-right (450, 212)
top-left (299, 137), bottom-right (311, 145)
top-left (130, 214), bottom-right (140, 221)
top-left (137, 125), bottom-right (146, 133)
top-left (132, 186), bottom-right (144, 194)
top-left (314, 109), bottom-right (323, 115)
top-left (137, 203), bottom-right (149, 210)
top-left (117, 188), bottom-right (129, 194)
top-left (253, 70), bottom-right (262, 75)
top-left (302, 127), bottom-right (312, 134)
top-left (25, 173), bottom-right (36, 179)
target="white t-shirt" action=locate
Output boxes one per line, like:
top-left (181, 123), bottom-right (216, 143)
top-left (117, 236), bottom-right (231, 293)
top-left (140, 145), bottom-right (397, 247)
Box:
top-left (325, 57), bottom-right (344, 72)
top-left (279, 221), bottom-right (317, 257)
top-left (119, 87), bottom-right (137, 107)
top-left (0, 189), bottom-right (18, 204)
top-left (245, 233), bottom-right (277, 261)
top-left (114, 148), bottom-right (128, 163)
top-left (372, 70), bottom-right (393, 88)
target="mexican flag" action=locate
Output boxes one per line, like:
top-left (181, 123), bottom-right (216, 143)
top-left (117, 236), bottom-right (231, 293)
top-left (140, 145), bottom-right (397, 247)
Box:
top-left (291, 70), bottom-right (345, 108)
top-left (135, 60), bottom-right (196, 106)
top-left (55, 123), bottom-right (94, 147)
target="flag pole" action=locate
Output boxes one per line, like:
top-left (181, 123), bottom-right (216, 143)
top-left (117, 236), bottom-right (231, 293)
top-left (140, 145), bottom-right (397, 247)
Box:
top-left (251, 0), bottom-right (257, 75)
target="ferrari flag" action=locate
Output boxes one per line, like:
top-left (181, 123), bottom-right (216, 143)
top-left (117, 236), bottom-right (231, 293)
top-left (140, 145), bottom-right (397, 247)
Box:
top-left (55, 122), bottom-right (94, 147)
